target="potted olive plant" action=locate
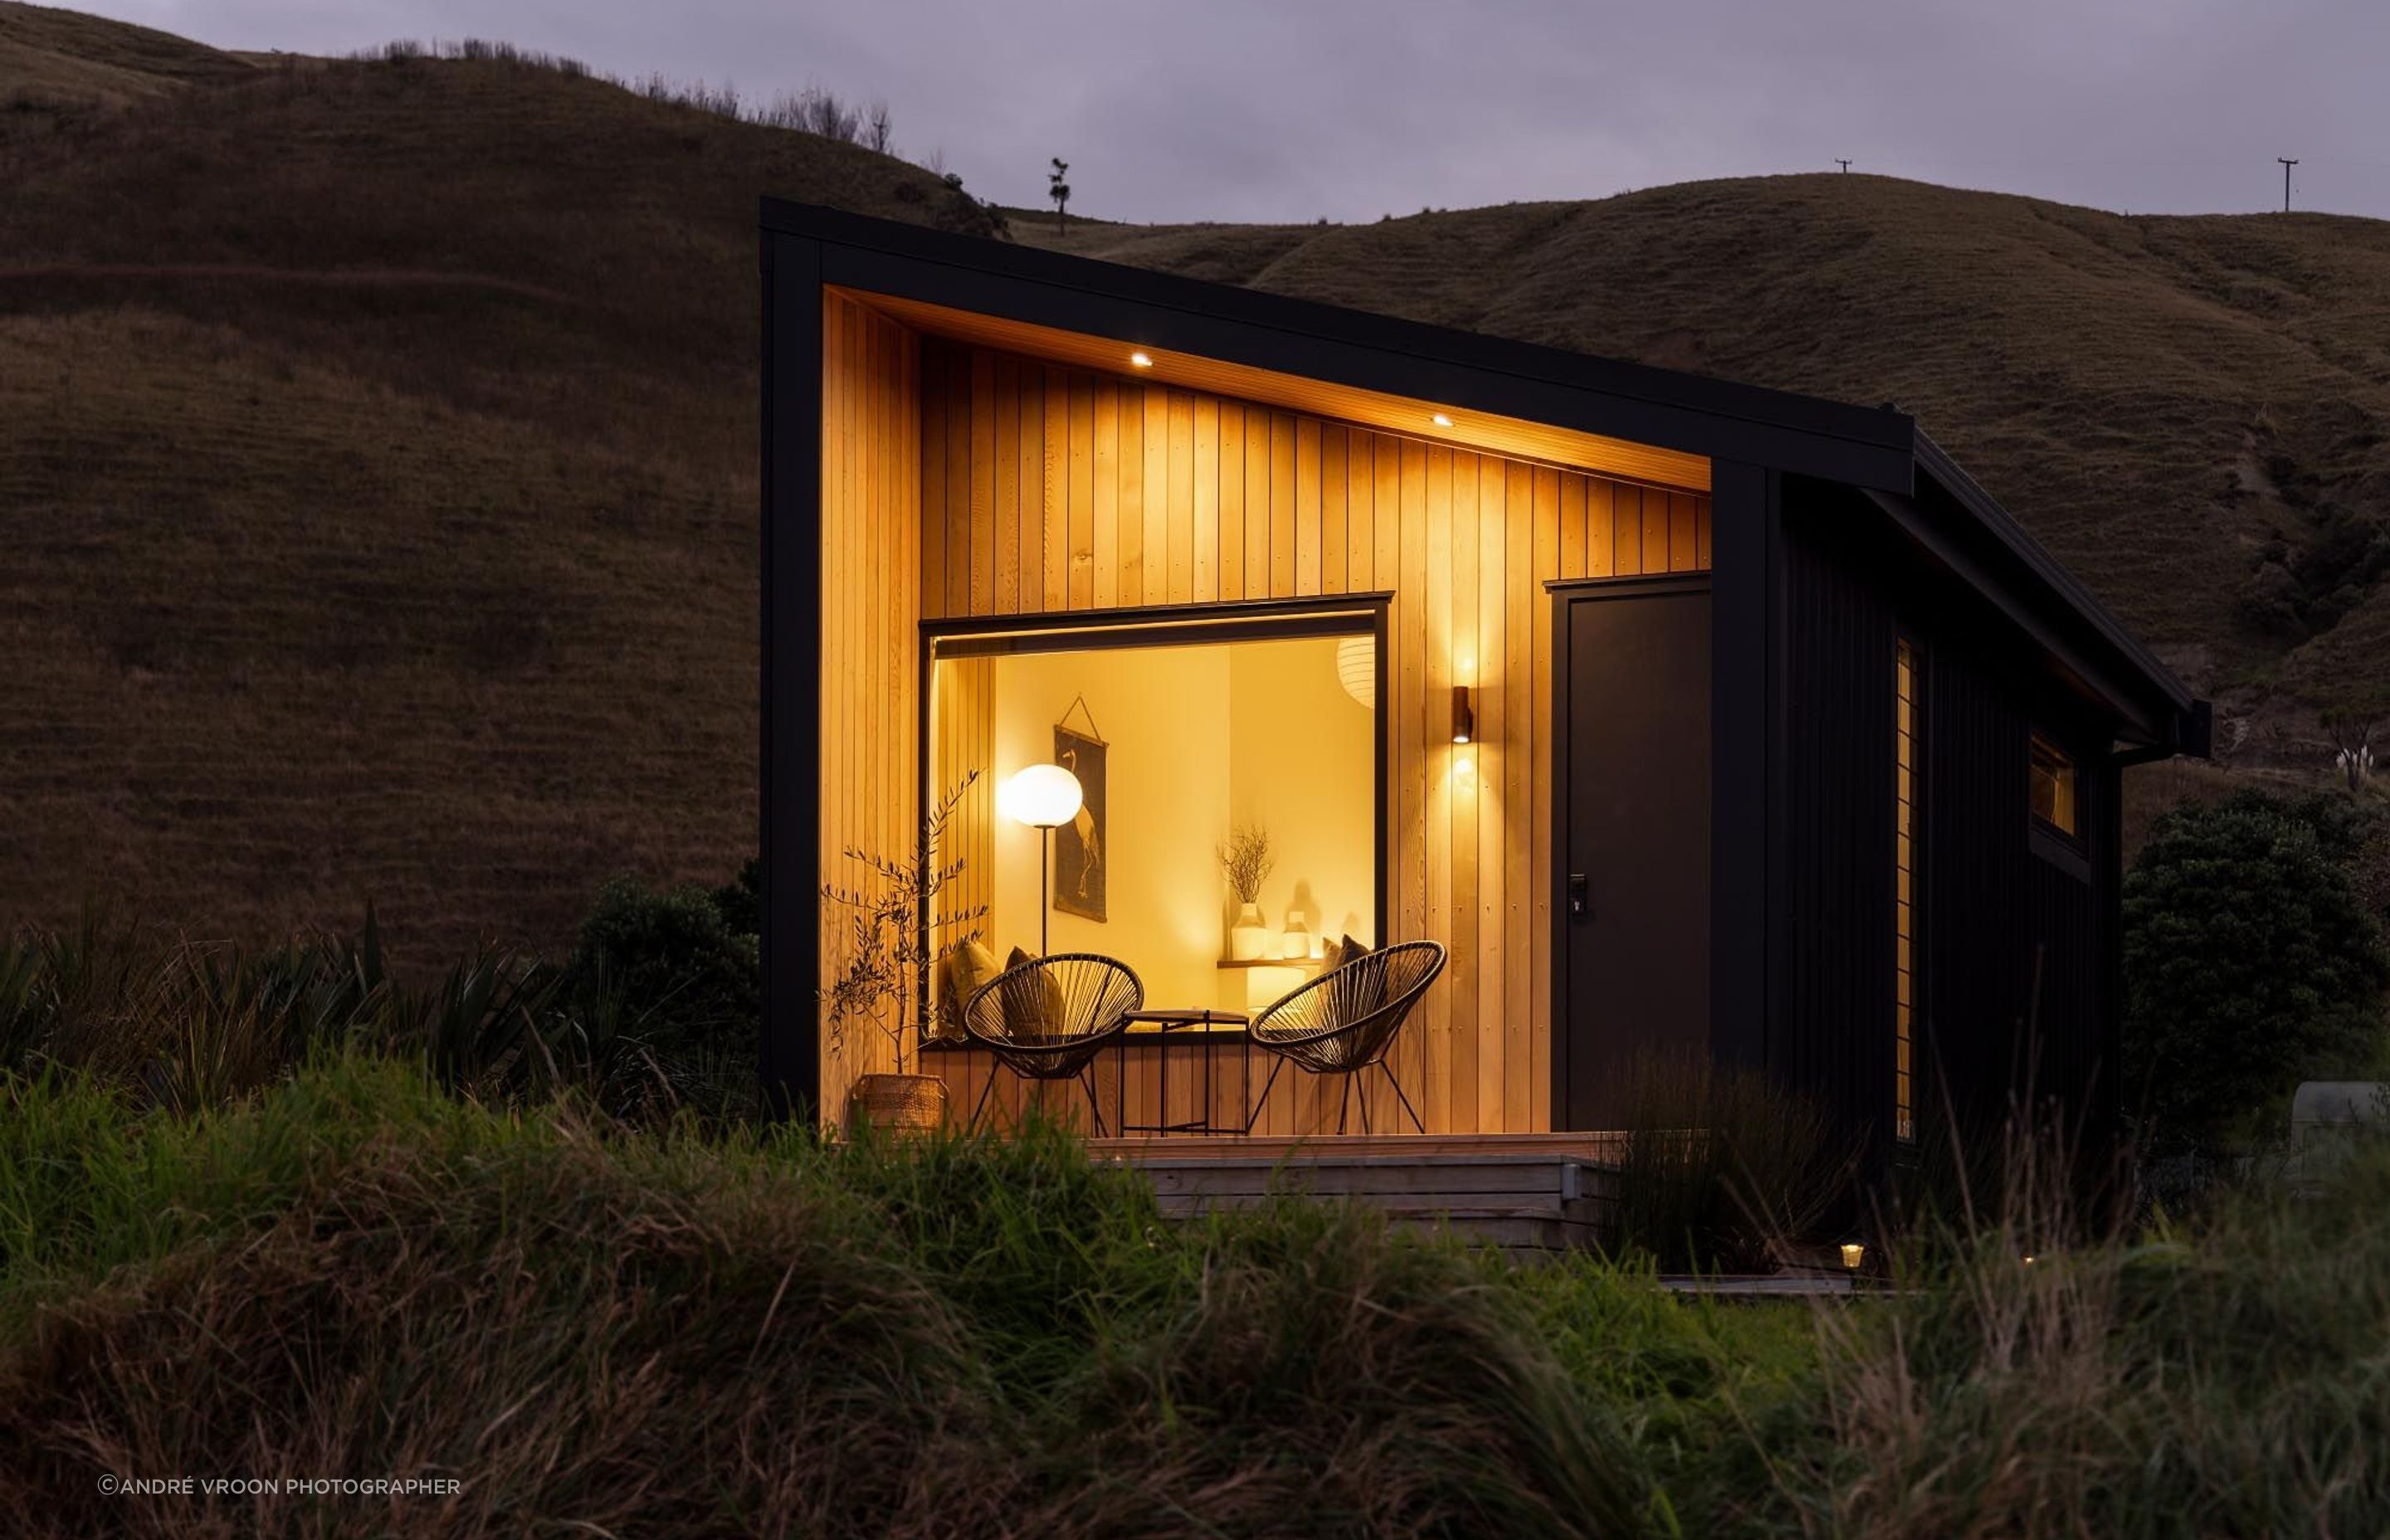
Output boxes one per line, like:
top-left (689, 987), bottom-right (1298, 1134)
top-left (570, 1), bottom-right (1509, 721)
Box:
top-left (821, 772), bottom-right (985, 1136)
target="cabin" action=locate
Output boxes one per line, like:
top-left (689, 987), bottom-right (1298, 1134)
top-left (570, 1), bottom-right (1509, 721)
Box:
top-left (758, 198), bottom-right (2209, 1177)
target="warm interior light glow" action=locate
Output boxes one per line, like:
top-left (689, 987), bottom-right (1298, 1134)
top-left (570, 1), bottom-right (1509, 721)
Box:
top-left (944, 635), bottom-right (1376, 1011)
top-left (1000, 763), bottom-right (1083, 829)
top-left (2028, 732), bottom-right (2078, 836)
top-left (1430, 412), bottom-right (1454, 427)
top-left (1129, 351), bottom-right (1154, 368)
top-left (1840, 1242), bottom-right (1866, 1271)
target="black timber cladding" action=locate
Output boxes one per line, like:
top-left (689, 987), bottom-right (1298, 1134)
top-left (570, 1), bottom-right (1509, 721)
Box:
top-left (759, 233), bottom-right (822, 1120)
top-left (1777, 477), bottom-right (2120, 1153)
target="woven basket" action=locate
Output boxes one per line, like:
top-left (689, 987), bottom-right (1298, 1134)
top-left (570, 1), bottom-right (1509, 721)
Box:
top-left (845, 1072), bottom-right (949, 1138)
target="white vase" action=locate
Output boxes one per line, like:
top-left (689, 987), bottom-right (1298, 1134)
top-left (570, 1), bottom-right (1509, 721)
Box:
top-left (1229, 902), bottom-right (1267, 960)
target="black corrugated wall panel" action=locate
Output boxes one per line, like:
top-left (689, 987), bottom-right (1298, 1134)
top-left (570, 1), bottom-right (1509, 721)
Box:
top-left (1919, 651), bottom-right (2032, 1138)
top-left (1778, 479), bottom-right (2117, 1166)
top-left (1780, 502), bottom-right (1896, 1153)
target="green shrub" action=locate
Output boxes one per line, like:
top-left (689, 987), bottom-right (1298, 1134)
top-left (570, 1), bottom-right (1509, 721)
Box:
top-left (568, 875), bottom-right (758, 1058)
top-left (710, 856), bottom-right (760, 937)
top-left (2123, 790), bottom-right (2390, 1157)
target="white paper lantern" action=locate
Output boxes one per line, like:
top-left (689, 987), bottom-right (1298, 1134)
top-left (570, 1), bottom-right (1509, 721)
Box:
top-left (1000, 763), bottom-right (1083, 829)
top-left (1335, 635), bottom-right (1375, 709)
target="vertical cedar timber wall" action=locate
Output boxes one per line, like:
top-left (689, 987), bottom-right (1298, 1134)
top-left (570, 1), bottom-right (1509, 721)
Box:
top-left (911, 334), bottom-right (1710, 1135)
top-left (818, 293), bottom-right (921, 1114)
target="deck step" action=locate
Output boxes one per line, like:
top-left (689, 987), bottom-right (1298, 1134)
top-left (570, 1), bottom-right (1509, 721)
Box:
top-left (1157, 1189), bottom-right (1607, 1218)
top-left (1144, 1164), bottom-right (1597, 1200)
top-left (1113, 1148), bottom-right (1618, 1253)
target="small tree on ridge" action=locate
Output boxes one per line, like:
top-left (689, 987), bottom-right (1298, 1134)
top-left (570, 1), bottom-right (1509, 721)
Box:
top-left (1048, 157), bottom-right (1071, 235)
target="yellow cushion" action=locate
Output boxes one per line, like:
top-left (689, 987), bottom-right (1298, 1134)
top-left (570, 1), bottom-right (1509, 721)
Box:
top-left (936, 938), bottom-right (1001, 1037)
top-left (999, 945), bottom-right (1067, 1040)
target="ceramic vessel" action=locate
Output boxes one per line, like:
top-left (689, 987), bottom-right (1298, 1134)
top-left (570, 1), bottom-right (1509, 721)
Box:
top-left (1228, 901), bottom-right (1268, 960)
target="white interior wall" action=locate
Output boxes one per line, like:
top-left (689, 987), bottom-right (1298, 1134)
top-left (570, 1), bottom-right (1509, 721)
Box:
top-left (968, 633), bottom-right (1374, 1013)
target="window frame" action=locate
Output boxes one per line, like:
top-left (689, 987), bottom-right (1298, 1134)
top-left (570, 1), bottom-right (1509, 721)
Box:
top-left (915, 592), bottom-right (1393, 1040)
top-left (1893, 634), bottom-right (1920, 1147)
top-left (2027, 729), bottom-right (2091, 881)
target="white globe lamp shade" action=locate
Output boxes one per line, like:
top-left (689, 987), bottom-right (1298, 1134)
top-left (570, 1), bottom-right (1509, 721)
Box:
top-left (1336, 635), bottom-right (1375, 709)
top-left (1001, 763), bottom-right (1083, 829)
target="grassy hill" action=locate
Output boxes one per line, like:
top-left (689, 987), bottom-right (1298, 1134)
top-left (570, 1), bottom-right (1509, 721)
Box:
top-left (5, 2), bottom-right (2387, 958)
top-left (0, 1), bottom-right (249, 133)
top-left (0, 6), bottom-right (993, 961)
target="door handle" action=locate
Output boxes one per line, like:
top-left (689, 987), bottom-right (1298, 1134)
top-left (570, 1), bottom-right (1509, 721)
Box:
top-left (1568, 874), bottom-right (1591, 921)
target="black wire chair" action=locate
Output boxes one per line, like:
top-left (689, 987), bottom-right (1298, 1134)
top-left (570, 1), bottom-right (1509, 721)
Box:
top-left (1244, 940), bottom-right (1446, 1135)
top-left (961, 953), bottom-right (1144, 1135)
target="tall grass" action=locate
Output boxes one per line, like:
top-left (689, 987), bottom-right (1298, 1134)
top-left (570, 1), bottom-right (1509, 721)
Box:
top-left (346, 37), bottom-right (900, 155)
top-left (1775, 1133), bottom-right (2390, 1535)
top-left (0, 1053), bottom-right (2381, 1535)
top-left (0, 910), bottom-right (751, 1124)
top-left (1607, 1053), bottom-right (1857, 1273)
top-left (0, 1061), bottom-right (1647, 1537)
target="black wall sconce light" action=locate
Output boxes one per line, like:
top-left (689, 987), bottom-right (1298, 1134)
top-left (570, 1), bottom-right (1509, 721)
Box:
top-left (1451, 684), bottom-right (1475, 744)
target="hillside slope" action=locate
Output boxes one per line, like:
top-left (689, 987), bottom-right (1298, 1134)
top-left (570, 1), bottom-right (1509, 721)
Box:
top-left (0, 2), bottom-right (251, 132)
top-left (0, 12), bottom-right (997, 959)
top-left (5, 6), bottom-right (2388, 957)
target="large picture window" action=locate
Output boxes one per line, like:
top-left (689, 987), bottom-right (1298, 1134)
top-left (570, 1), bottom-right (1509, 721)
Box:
top-left (925, 605), bottom-right (1383, 1025)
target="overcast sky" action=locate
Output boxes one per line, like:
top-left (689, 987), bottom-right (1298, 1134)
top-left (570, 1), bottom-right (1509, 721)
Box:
top-left (85, 0), bottom-right (2390, 225)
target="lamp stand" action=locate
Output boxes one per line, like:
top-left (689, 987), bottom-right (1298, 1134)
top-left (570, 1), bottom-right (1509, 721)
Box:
top-left (1039, 829), bottom-right (1051, 954)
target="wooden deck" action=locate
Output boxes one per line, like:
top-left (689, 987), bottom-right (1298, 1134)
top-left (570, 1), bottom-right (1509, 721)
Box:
top-left (1087, 1132), bottom-right (1627, 1255)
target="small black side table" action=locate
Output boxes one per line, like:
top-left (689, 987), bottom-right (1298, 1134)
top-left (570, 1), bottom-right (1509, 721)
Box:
top-left (1115, 1009), bottom-right (1251, 1136)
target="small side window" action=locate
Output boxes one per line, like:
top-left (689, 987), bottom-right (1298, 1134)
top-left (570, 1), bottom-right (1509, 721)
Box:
top-left (1894, 640), bottom-right (1919, 1145)
top-left (2028, 733), bottom-right (2079, 840)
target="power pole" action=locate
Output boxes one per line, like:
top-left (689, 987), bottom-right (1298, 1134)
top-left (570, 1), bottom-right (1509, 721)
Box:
top-left (2279, 157), bottom-right (2298, 212)
top-left (1836, 158), bottom-right (1851, 173)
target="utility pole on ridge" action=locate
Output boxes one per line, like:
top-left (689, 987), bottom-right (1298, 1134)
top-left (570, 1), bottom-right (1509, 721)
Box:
top-left (2278, 157), bottom-right (2298, 213)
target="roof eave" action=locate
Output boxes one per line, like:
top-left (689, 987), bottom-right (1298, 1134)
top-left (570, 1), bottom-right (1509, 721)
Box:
top-left (761, 199), bottom-right (2207, 758)
top-left (762, 197), bottom-right (1916, 494)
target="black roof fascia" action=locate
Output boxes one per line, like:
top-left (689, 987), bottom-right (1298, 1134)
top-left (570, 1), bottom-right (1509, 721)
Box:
top-left (763, 197), bottom-right (1915, 494)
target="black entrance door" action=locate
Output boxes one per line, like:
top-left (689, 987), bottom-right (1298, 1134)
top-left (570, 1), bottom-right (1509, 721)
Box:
top-left (1554, 578), bottom-right (1711, 1129)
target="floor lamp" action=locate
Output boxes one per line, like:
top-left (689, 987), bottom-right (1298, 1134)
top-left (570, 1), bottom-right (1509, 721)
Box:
top-left (1001, 763), bottom-right (1083, 954)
